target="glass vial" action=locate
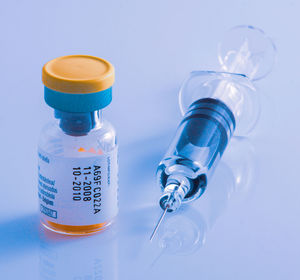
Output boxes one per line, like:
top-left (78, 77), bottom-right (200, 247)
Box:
top-left (38, 55), bottom-right (118, 235)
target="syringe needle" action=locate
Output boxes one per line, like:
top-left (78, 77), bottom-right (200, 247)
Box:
top-left (150, 205), bottom-right (169, 242)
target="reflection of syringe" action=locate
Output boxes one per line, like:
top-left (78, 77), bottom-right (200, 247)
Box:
top-left (150, 26), bottom-right (276, 241)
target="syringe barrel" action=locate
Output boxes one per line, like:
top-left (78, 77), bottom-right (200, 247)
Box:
top-left (157, 98), bottom-right (235, 203)
top-left (179, 71), bottom-right (258, 136)
top-left (156, 26), bottom-right (275, 210)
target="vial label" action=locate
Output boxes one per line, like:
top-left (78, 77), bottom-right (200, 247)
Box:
top-left (37, 148), bottom-right (118, 226)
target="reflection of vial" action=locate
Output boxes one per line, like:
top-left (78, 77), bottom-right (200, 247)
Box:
top-left (39, 228), bottom-right (118, 280)
top-left (38, 55), bottom-right (118, 235)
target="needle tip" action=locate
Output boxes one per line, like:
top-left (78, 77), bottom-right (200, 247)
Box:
top-left (149, 206), bottom-right (169, 242)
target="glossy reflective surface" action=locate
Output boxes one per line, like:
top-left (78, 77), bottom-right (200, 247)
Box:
top-left (0, 1), bottom-right (299, 279)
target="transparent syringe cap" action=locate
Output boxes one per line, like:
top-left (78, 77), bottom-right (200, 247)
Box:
top-left (179, 26), bottom-right (276, 136)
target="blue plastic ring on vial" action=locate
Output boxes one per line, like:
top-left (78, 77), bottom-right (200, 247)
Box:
top-left (44, 87), bottom-right (112, 113)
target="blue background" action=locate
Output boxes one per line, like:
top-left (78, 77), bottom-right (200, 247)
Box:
top-left (0, 0), bottom-right (299, 279)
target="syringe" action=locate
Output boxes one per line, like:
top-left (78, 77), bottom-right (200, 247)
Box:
top-left (150, 26), bottom-right (276, 241)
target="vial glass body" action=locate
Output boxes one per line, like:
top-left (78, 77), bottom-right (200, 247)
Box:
top-left (38, 110), bottom-right (118, 235)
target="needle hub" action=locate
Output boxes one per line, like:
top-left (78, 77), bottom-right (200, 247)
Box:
top-left (159, 176), bottom-right (191, 212)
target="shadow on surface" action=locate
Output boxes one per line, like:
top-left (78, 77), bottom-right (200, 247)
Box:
top-left (0, 213), bottom-right (40, 261)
